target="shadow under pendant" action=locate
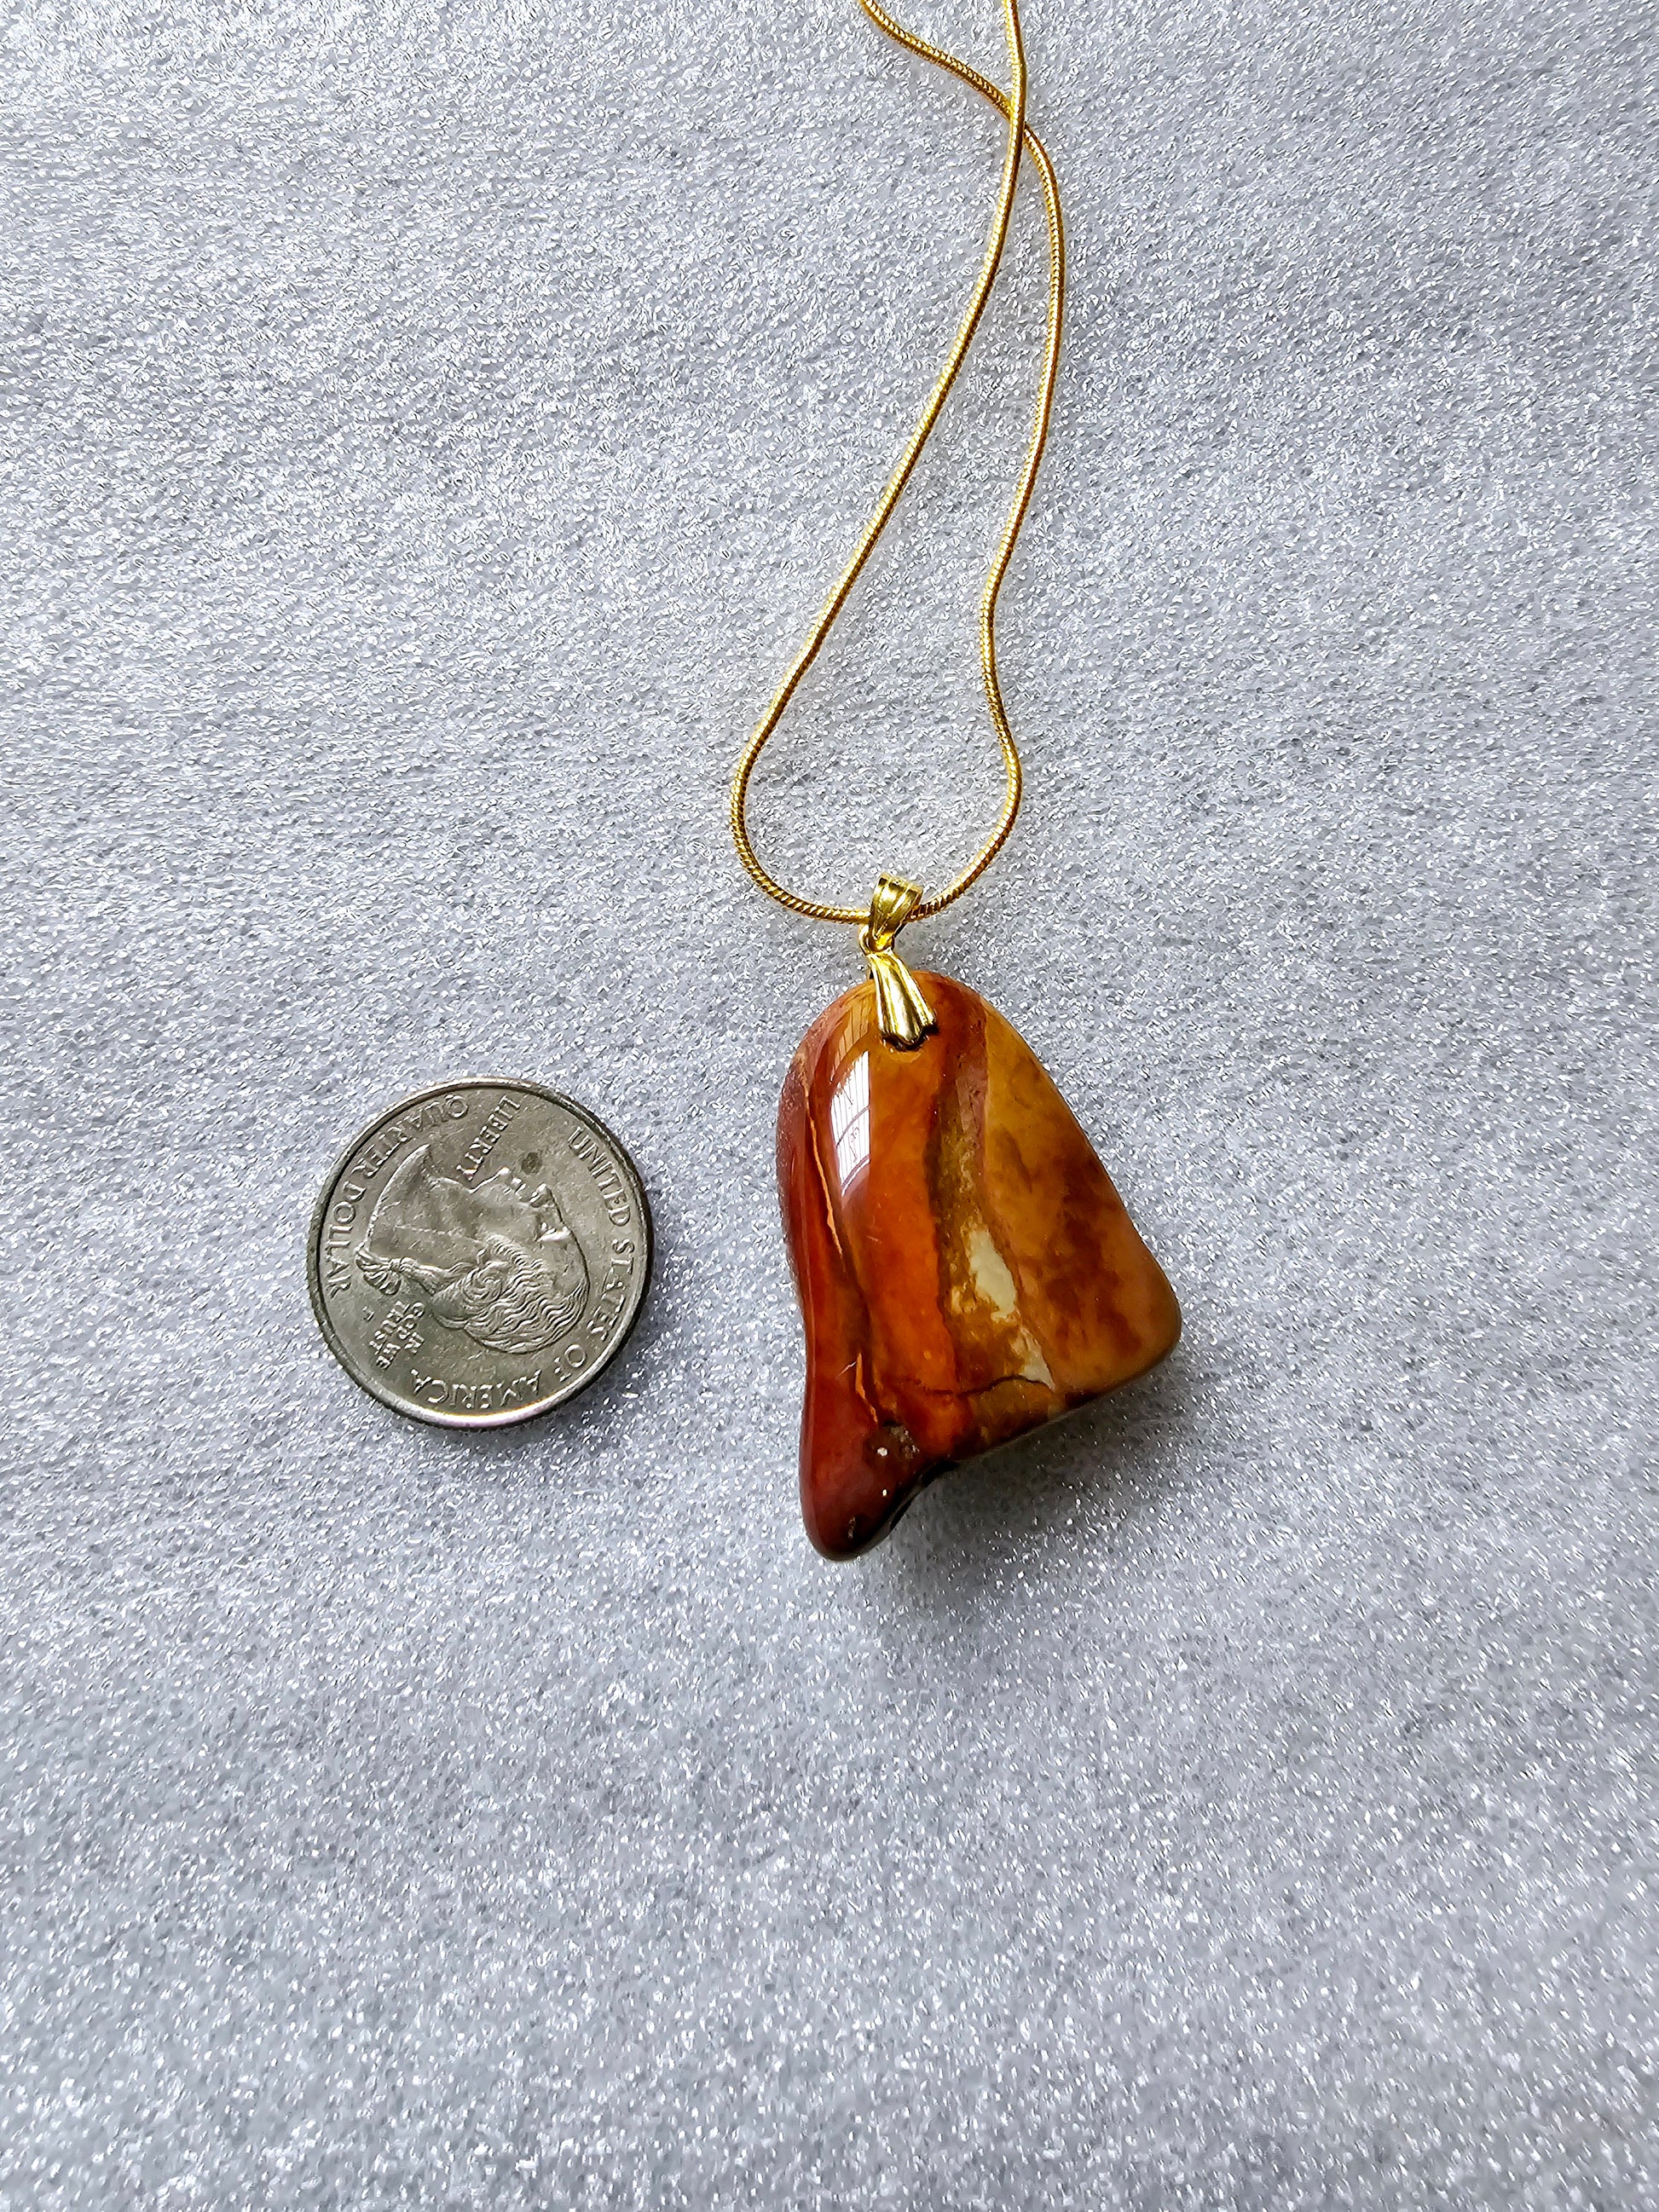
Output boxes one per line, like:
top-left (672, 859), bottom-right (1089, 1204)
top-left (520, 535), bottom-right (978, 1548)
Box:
top-left (777, 970), bottom-right (1181, 1558)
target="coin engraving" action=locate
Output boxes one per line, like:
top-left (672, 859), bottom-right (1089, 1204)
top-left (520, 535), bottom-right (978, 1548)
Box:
top-left (308, 1081), bottom-right (652, 1428)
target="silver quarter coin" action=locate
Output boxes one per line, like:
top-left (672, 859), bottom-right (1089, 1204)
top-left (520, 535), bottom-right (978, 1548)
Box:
top-left (307, 1079), bottom-right (652, 1428)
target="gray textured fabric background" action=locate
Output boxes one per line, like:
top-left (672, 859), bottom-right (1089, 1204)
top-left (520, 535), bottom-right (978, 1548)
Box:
top-left (3, 0), bottom-right (1654, 2203)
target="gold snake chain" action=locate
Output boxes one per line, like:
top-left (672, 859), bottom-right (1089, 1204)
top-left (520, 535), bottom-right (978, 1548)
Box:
top-left (729, 0), bottom-right (1066, 927)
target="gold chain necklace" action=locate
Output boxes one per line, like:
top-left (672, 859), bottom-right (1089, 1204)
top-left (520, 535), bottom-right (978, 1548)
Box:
top-left (737, 0), bottom-right (1181, 1560)
top-left (731, 0), bottom-right (1064, 934)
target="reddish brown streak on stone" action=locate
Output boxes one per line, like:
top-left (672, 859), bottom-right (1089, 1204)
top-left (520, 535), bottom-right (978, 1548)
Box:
top-left (777, 974), bottom-right (1181, 1559)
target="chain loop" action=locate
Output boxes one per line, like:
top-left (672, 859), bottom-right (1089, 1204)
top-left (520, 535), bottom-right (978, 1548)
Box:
top-left (729, 0), bottom-right (1066, 928)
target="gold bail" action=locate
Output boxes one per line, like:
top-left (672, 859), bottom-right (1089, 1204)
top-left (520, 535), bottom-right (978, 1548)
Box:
top-left (859, 874), bottom-right (937, 1050)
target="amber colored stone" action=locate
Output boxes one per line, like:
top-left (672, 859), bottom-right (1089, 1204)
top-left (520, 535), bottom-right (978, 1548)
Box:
top-left (777, 973), bottom-right (1181, 1558)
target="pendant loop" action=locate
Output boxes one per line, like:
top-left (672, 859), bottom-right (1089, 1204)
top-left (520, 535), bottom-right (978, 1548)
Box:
top-left (858, 874), bottom-right (937, 1050)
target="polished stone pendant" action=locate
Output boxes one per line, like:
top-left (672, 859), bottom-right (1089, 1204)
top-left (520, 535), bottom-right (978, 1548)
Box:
top-left (777, 967), bottom-right (1181, 1558)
